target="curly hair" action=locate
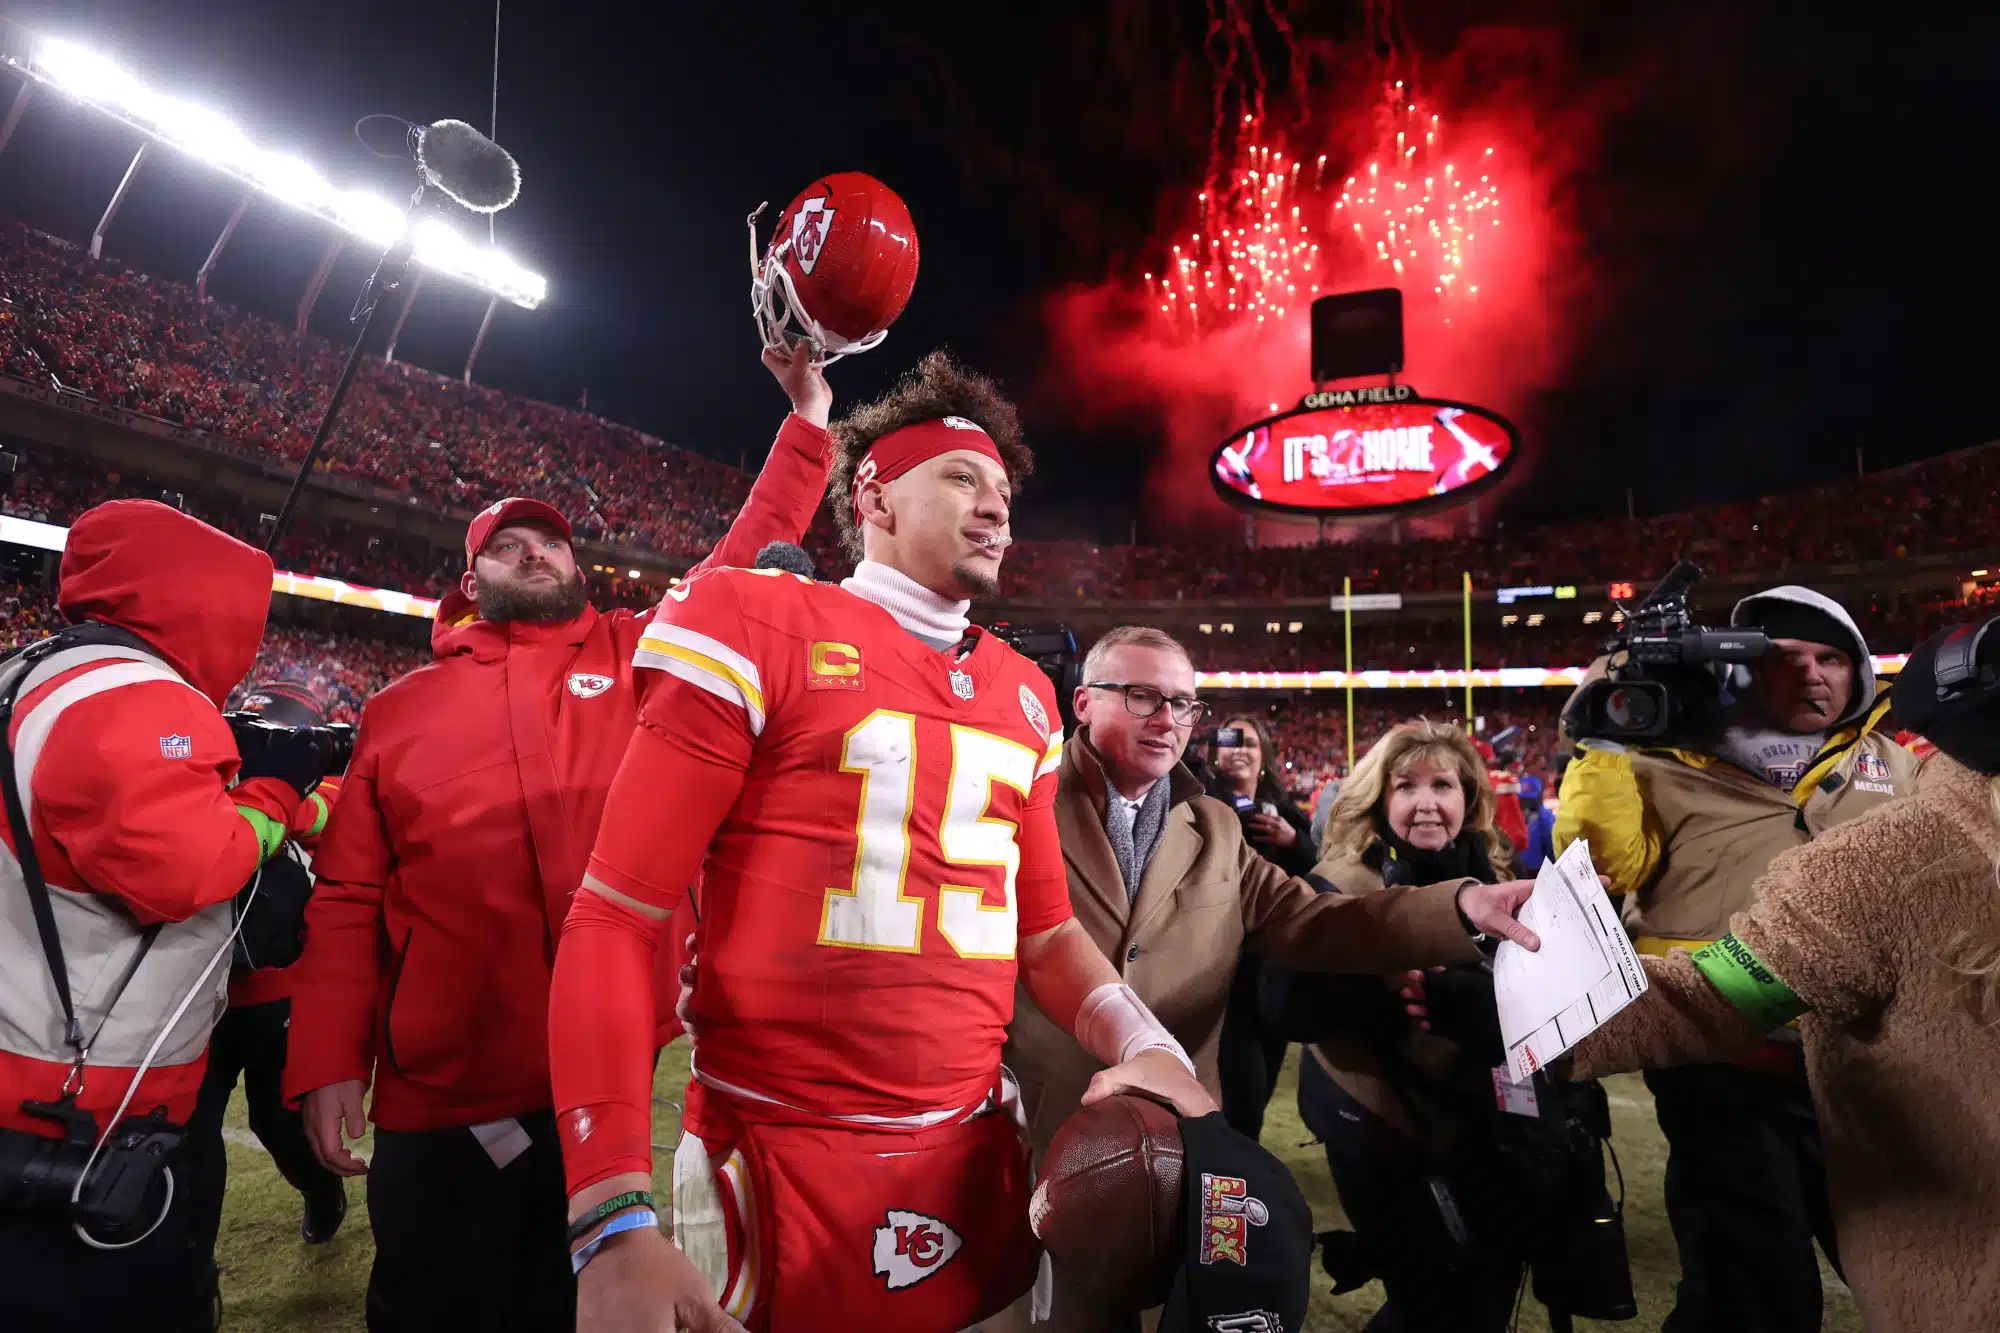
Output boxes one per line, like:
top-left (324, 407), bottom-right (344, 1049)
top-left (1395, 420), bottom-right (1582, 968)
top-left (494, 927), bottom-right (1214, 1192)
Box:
top-left (826, 350), bottom-right (1033, 561)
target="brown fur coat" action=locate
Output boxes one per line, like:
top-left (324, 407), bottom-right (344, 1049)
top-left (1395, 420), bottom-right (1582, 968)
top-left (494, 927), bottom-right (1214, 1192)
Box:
top-left (1572, 755), bottom-right (2000, 1331)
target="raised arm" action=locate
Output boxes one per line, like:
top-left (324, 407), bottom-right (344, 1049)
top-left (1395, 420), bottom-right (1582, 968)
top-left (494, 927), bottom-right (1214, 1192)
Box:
top-left (688, 340), bottom-right (834, 576)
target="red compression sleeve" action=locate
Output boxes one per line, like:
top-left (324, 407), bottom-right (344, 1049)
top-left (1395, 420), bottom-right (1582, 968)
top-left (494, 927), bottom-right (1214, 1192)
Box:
top-left (550, 887), bottom-right (667, 1192)
top-left (551, 721), bottom-right (747, 1193)
top-left (1014, 778), bottom-right (1074, 937)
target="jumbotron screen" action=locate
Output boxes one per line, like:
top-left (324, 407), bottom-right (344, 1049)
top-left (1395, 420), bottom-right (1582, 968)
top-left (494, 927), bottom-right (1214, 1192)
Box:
top-left (1210, 394), bottom-right (1520, 517)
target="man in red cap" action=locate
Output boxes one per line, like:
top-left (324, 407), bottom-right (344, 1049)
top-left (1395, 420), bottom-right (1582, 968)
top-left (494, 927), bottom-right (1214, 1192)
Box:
top-left (284, 343), bottom-right (836, 1333)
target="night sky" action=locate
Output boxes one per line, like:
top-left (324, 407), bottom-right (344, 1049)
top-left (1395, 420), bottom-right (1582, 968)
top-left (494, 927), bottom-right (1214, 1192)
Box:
top-left (2, 1), bottom-right (1994, 544)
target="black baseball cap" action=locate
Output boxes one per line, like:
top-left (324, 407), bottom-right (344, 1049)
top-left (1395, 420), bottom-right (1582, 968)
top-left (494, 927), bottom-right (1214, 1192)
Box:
top-left (1159, 1113), bottom-right (1312, 1333)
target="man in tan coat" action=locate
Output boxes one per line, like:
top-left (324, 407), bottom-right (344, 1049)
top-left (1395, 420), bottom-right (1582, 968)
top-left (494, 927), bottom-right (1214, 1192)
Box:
top-left (1001, 626), bottom-right (1539, 1332)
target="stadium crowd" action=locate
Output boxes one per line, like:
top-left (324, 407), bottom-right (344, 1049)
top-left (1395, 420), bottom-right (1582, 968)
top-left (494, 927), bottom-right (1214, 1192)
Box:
top-left (13, 214), bottom-right (2000, 612)
top-left (2, 219), bottom-right (756, 557)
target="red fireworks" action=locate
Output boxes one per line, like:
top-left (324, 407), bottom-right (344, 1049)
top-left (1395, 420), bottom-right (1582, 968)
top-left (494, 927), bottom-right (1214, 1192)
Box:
top-left (1145, 83), bottom-right (1504, 337)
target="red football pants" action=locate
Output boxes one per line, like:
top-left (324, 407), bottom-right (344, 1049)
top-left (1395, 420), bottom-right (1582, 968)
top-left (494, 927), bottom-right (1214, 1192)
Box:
top-left (674, 1103), bottom-right (1040, 1333)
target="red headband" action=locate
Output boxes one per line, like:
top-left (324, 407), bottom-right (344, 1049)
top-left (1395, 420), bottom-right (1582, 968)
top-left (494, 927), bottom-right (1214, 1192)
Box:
top-left (851, 416), bottom-right (1004, 521)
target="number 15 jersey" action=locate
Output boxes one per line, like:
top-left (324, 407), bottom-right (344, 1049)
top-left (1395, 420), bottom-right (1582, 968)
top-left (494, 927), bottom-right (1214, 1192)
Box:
top-left (590, 566), bottom-right (1071, 1124)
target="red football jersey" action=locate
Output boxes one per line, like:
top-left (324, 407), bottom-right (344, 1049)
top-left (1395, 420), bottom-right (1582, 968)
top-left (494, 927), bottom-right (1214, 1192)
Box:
top-left (605, 567), bottom-right (1070, 1122)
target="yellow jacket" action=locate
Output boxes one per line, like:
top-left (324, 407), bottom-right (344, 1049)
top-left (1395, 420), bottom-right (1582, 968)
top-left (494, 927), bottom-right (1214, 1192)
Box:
top-left (1554, 689), bottom-right (1921, 947)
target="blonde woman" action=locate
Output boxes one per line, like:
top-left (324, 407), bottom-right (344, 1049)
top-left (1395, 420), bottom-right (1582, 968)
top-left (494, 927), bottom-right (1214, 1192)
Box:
top-left (1549, 624), bottom-right (2000, 1331)
top-left (1290, 720), bottom-right (1553, 1331)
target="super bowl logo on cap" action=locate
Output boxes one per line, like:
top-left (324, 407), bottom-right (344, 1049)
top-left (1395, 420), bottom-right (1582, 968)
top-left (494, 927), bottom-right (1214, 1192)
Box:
top-left (566, 673), bottom-right (614, 700)
top-left (1198, 1174), bottom-right (1269, 1266)
top-left (1856, 752), bottom-right (1889, 781)
top-left (791, 197), bottom-right (835, 276)
top-left (870, 1209), bottom-right (962, 1290)
top-left (1019, 683), bottom-right (1051, 742)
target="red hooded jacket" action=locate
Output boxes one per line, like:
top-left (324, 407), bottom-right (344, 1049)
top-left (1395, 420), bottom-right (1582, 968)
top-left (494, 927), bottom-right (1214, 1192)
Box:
top-left (284, 415), bottom-right (829, 1130)
top-left (0, 501), bottom-right (291, 1136)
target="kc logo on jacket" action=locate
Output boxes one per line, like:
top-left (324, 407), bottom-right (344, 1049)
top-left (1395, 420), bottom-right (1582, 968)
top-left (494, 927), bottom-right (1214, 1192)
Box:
top-left (871, 1209), bottom-right (962, 1289)
top-left (1198, 1173), bottom-right (1269, 1266)
top-left (566, 672), bottom-right (614, 700)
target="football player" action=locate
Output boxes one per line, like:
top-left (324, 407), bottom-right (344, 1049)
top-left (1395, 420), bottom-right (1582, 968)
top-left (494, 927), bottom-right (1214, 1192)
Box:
top-left (548, 351), bottom-right (1215, 1333)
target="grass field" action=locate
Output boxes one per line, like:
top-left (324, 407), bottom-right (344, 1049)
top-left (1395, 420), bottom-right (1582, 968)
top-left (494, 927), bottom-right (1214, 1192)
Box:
top-left (212, 1046), bottom-right (1861, 1331)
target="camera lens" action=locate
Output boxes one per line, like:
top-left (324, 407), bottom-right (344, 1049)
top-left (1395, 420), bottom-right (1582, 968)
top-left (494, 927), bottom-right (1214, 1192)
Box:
top-left (1603, 686), bottom-right (1660, 733)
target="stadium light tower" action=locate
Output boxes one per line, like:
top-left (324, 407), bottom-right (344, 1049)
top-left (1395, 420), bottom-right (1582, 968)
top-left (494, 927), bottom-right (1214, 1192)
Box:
top-left (0, 18), bottom-right (547, 313)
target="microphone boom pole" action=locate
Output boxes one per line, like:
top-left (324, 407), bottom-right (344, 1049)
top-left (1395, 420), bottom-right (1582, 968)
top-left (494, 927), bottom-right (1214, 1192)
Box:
top-left (264, 120), bottom-right (519, 553)
top-left (265, 228), bottom-right (416, 552)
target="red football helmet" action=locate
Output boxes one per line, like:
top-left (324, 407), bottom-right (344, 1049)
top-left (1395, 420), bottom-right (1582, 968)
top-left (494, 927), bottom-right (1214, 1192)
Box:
top-left (748, 172), bottom-right (919, 362)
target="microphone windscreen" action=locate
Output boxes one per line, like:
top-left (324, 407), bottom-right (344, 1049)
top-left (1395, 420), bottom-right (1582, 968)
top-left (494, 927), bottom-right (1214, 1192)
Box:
top-left (417, 119), bottom-right (521, 213)
top-left (752, 541), bottom-right (817, 580)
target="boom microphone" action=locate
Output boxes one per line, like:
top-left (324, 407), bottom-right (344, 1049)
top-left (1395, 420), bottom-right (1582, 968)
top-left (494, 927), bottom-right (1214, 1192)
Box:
top-left (752, 541), bottom-right (817, 580)
top-left (415, 119), bottom-right (521, 213)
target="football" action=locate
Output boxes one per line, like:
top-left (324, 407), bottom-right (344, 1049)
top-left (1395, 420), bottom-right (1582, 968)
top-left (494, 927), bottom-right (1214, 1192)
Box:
top-left (1029, 1094), bottom-right (1186, 1310)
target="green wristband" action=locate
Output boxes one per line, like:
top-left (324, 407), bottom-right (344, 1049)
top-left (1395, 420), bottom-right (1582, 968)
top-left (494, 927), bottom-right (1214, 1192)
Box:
top-left (303, 790), bottom-right (331, 838)
top-left (566, 1190), bottom-right (654, 1248)
top-left (235, 804), bottom-right (288, 861)
top-left (1691, 935), bottom-right (1809, 1031)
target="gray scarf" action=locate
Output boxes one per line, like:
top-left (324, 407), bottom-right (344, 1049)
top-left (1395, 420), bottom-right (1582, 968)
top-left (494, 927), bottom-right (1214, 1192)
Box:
top-left (1104, 779), bottom-right (1173, 902)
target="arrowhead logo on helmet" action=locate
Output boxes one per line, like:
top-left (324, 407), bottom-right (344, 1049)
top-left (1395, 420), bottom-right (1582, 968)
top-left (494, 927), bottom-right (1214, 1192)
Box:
top-left (748, 172), bottom-right (920, 363)
top-left (791, 197), bottom-right (836, 276)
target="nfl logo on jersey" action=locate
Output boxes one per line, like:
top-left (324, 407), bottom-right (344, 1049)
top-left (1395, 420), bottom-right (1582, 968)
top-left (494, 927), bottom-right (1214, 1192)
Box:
top-left (159, 734), bottom-right (192, 760)
top-left (1855, 752), bottom-right (1889, 781)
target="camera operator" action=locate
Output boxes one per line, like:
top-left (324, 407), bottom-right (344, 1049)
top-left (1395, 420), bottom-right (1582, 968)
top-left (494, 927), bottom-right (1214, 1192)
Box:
top-left (180, 681), bottom-right (353, 1316)
top-left (1553, 620), bottom-right (2000, 1333)
top-left (0, 500), bottom-right (324, 1333)
top-left (1557, 583), bottom-right (1919, 1333)
top-left (1201, 713), bottom-right (1319, 1138)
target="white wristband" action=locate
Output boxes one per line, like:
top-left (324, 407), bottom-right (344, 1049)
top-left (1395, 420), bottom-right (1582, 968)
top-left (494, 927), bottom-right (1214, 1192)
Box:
top-left (1074, 982), bottom-right (1196, 1079)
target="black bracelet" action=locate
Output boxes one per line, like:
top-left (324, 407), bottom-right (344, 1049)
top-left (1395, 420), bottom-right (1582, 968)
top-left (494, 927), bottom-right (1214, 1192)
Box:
top-left (566, 1190), bottom-right (655, 1248)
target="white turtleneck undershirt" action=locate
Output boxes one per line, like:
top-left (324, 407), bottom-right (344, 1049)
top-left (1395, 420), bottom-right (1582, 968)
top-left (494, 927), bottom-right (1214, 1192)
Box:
top-left (840, 560), bottom-right (971, 651)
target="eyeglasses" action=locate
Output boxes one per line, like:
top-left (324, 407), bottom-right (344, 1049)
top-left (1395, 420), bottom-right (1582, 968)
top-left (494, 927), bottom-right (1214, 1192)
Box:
top-left (1086, 681), bottom-right (1209, 726)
